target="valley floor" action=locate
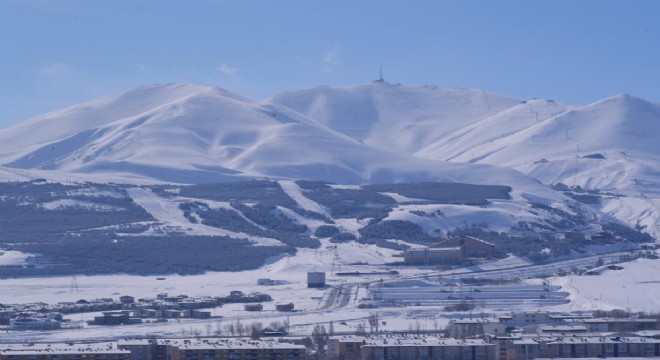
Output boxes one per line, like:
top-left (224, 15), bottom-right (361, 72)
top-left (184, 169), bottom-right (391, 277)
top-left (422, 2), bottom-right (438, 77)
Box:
top-left (0, 240), bottom-right (657, 343)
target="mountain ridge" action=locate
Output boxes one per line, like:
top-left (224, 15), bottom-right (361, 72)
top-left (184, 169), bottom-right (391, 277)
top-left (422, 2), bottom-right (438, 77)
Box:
top-left (1, 82), bottom-right (659, 237)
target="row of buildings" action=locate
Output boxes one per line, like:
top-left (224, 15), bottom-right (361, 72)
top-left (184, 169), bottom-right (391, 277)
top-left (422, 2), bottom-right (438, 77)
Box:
top-left (446, 311), bottom-right (659, 339)
top-left (2, 322), bottom-right (660, 360)
top-left (328, 333), bottom-right (660, 360)
top-left (0, 339), bottom-right (307, 360)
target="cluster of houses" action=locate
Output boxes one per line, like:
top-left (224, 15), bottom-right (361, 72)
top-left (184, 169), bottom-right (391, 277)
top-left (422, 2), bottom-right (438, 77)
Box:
top-left (0, 290), bottom-right (272, 330)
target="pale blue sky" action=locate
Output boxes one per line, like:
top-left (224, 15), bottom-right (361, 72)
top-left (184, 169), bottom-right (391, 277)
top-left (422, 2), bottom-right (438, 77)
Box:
top-left (1, 0), bottom-right (659, 128)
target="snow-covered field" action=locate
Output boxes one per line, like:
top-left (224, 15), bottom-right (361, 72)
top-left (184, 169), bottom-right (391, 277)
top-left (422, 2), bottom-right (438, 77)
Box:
top-left (551, 257), bottom-right (660, 313)
top-left (0, 239), bottom-right (441, 342)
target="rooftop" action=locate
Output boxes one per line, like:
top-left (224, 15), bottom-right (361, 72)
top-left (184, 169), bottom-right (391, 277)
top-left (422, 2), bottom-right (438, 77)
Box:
top-left (0, 342), bottom-right (128, 355)
top-left (330, 335), bottom-right (492, 348)
top-left (156, 338), bottom-right (305, 350)
top-left (511, 336), bottom-right (660, 345)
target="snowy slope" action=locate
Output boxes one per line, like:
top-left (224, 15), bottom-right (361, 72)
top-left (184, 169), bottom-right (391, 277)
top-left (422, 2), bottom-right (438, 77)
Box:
top-left (0, 166), bottom-right (32, 181)
top-left (420, 94), bottom-right (660, 237)
top-left (269, 83), bottom-right (521, 154)
top-left (416, 99), bottom-right (573, 161)
top-left (0, 83), bottom-right (561, 198)
top-left (446, 95), bottom-right (660, 166)
top-left (1, 82), bottom-right (656, 238)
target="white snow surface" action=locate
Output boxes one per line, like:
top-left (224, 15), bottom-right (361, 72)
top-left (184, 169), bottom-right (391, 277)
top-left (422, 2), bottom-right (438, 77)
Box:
top-left (0, 83), bottom-right (559, 200)
top-left (0, 250), bottom-right (31, 266)
top-left (277, 180), bottom-right (329, 217)
top-left (418, 94), bottom-right (660, 237)
top-left (552, 257), bottom-right (660, 313)
top-left (269, 83), bottom-right (521, 155)
top-left (40, 199), bottom-right (124, 212)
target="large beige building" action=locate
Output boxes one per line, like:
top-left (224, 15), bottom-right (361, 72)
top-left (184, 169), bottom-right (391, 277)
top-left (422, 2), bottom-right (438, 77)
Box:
top-left (403, 247), bottom-right (462, 265)
top-left (434, 236), bottom-right (495, 259)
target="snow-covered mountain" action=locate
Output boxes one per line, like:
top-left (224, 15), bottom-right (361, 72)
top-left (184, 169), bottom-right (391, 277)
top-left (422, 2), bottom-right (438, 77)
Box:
top-left (269, 83), bottom-right (521, 155)
top-left (0, 83), bottom-right (552, 195)
top-left (1, 82), bottom-right (658, 240)
top-left (417, 94), bottom-right (660, 237)
top-left (271, 85), bottom-right (660, 238)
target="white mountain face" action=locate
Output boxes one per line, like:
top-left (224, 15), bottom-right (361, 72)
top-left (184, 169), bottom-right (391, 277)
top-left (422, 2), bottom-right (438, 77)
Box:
top-left (269, 83), bottom-right (521, 155)
top-left (0, 83), bottom-right (551, 193)
top-left (433, 94), bottom-right (660, 236)
top-left (0, 82), bottom-right (657, 239)
top-left (272, 86), bottom-right (660, 238)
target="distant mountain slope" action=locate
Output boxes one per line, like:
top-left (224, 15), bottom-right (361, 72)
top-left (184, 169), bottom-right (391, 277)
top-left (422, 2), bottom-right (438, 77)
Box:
top-left (269, 83), bottom-right (521, 154)
top-left (418, 94), bottom-right (660, 237)
top-left (446, 95), bottom-right (660, 166)
top-left (415, 99), bottom-right (573, 161)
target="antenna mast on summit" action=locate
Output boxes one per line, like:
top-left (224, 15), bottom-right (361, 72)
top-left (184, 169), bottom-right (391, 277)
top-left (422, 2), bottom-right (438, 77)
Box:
top-left (374, 63), bottom-right (385, 83)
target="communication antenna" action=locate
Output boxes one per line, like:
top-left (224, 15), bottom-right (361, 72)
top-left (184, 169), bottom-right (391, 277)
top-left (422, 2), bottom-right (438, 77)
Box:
top-left (330, 246), bottom-right (342, 275)
top-left (374, 63), bottom-right (385, 83)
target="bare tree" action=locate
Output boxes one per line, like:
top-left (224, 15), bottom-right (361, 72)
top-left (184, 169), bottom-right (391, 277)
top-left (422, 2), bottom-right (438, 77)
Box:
top-left (368, 313), bottom-right (379, 334)
top-left (235, 319), bottom-right (245, 337)
top-left (225, 323), bottom-right (235, 336)
top-left (250, 322), bottom-right (263, 340)
top-left (355, 322), bottom-right (367, 336)
top-left (312, 324), bottom-right (329, 360)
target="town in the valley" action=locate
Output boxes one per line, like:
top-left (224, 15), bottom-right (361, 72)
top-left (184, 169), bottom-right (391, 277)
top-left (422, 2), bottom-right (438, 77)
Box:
top-left (1, 236), bottom-right (659, 360)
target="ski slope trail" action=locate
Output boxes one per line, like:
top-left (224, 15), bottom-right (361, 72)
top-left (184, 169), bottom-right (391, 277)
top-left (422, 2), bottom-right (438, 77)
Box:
top-left (126, 187), bottom-right (283, 246)
top-left (278, 180), bottom-right (330, 217)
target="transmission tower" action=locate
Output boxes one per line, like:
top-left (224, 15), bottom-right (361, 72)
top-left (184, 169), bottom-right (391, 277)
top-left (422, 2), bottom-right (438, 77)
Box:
top-left (70, 275), bottom-right (79, 293)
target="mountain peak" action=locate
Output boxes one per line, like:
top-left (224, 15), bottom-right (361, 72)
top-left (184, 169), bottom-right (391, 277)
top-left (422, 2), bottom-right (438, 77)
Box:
top-left (593, 93), bottom-right (658, 108)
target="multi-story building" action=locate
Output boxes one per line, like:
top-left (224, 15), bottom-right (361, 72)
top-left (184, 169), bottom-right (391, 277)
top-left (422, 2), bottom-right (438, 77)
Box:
top-left (507, 335), bottom-right (660, 359)
top-left (575, 318), bottom-right (659, 332)
top-left (329, 335), bottom-right (495, 360)
top-left (166, 338), bottom-right (307, 360)
top-left (447, 319), bottom-right (490, 339)
top-left (0, 342), bottom-right (130, 360)
top-left (328, 336), bottom-right (367, 360)
top-left (497, 311), bottom-right (559, 326)
top-left (9, 315), bottom-right (61, 331)
top-left (362, 337), bottom-right (495, 360)
top-left (117, 339), bottom-right (152, 360)
top-left (434, 236), bottom-right (495, 259)
top-left (403, 247), bottom-right (462, 265)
